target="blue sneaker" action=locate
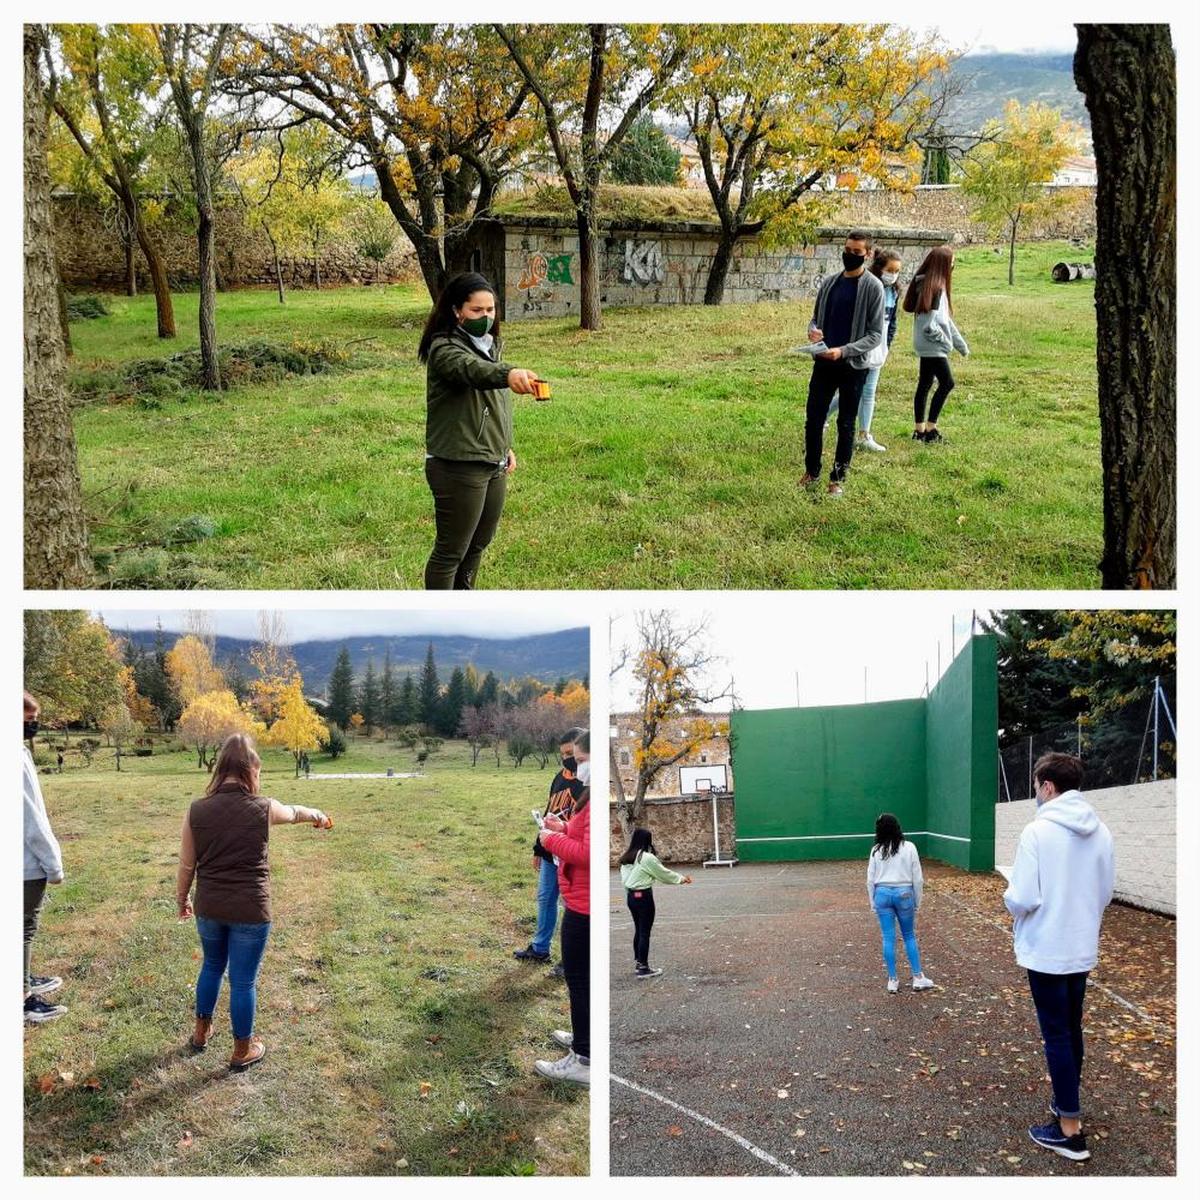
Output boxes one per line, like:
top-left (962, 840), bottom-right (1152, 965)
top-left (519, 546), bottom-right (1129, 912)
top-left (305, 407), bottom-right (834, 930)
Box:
top-left (1028, 1121), bottom-right (1090, 1161)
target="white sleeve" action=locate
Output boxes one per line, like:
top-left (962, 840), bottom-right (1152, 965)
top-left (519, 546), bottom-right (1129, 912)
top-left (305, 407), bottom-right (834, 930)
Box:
top-left (867, 851), bottom-right (878, 906)
top-left (911, 843), bottom-right (924, 908)
top-left (1003, 826), bottom-right (1041, 917)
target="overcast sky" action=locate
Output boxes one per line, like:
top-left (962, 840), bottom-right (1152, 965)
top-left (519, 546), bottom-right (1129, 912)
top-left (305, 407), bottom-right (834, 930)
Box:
top-left (611, 597), bottom-right (993, 712)
top-left (926, 22), bottom-right (1077, 55)
top-left (95, 609), bottom-right (585, 642)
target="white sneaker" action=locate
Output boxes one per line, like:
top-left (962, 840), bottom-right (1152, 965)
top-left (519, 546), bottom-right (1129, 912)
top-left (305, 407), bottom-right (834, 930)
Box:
top-left (859, 434), bottom-right (887, 452)
top-left (551, 1029), bottom-right (573, 1049)
top-left (534, 1050), bottom-right (590, 1087)
top-left (912, 975), bottom-right (935, 991)
top-left (886, 978), bottom-right (899, 994)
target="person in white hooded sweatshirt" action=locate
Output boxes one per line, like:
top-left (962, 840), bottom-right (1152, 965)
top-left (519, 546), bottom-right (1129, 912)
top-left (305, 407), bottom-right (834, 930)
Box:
top-left (1003, 752), bottom-right (1114, 1163)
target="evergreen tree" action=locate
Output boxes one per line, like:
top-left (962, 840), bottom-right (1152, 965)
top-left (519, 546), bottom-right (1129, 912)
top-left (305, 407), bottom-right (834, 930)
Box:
top-left (983, 610), bottom-right (1078, 742)
top-left (327, 645), bottom-right (355, 730)
top-left (137, 620), bottom-right (179, 730)
top-left (610, 113), bottom-right (681, 185)
top-left (380, 650), bottom-right (397, 731)
top-left (476, 670), bottom-right (499, 708)
top-left (396, 673), bottom-right (416, 725)
top-left (440, 666), bottom-right (467, 738)
top-left (419, 642), bottom-right (440, 730)
top-left (359, 659), bottom-right (381, 731)
top-left (554, 676), bottom-right (568, 696)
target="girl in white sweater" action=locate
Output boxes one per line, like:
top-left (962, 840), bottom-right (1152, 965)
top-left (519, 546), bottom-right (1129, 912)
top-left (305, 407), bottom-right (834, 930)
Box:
top-left (867, 813), bottom-right (935, 993)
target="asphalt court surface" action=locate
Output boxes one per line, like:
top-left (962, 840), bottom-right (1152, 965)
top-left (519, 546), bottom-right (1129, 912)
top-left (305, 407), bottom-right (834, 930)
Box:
top-left (609, 860), bottom-right (1175, 1176)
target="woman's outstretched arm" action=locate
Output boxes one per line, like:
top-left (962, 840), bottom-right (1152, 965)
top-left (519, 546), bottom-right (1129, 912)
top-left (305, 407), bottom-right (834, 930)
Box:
top-left (268, 798), bottom-right (329, 827)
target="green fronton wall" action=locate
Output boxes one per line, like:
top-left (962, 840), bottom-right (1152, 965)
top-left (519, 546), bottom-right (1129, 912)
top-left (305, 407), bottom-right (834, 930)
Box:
top-left (733, 635), bottom-right (997, 871)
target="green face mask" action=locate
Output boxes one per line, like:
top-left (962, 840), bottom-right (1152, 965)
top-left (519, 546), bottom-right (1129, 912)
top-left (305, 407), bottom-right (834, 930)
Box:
top-left (460, 314), bottom-right (493, 337)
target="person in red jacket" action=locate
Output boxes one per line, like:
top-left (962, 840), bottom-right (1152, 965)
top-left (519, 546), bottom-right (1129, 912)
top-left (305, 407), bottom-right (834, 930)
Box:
top-left (534, 783), bottom-right (590, 1087)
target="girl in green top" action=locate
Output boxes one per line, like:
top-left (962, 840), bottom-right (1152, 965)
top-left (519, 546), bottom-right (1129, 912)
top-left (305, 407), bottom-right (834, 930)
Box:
top-left (619, 829), bottom-right (692, 979)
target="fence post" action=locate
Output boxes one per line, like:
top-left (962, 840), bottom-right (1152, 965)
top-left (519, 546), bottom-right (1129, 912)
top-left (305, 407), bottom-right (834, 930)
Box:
top-left (1152, 676), bottom-right (1160, 781)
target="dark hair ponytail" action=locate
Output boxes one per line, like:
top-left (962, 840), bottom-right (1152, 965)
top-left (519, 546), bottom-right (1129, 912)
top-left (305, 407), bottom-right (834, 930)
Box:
top-left (418, 272), bottom-right (500, 362)
top-left (873, 812), bottom-right (904, 860)
top-left (619, 827), bottom-right (654, 865)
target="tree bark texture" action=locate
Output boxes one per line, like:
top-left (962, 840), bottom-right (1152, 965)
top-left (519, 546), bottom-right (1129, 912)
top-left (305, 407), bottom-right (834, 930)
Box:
top-left (24, 26), bottom-right (92, 588)
top-left (576, 205), bottom-right (602, 330)
top-left (1075, 24), bottom-right (1175, 588)
top-left (189, 114), bottom-right (222, 390)
top-left (705, 234), bottom-right (737, 306)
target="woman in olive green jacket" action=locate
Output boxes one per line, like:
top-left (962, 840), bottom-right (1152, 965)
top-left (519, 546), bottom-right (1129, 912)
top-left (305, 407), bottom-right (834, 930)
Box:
top-left (417, 273), bottom-right (540, 589)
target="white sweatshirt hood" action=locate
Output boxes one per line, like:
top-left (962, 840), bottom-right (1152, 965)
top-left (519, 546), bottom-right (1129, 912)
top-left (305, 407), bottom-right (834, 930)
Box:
top-left (1003, 791), bottom-right (1115, 974)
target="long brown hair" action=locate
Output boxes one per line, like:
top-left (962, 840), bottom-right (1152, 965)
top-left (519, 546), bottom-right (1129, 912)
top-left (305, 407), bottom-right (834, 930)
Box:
top-left (417, 272), bottom-right (502, 362)
top-left (205, 734), bottom-right (261, 796)
top-left (903, 245), bottom-right (955, 315)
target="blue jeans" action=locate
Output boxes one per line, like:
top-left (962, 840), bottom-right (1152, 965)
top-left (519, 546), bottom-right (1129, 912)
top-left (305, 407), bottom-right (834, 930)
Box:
top-left (531, 858), bottom-right (561, 956)
top-left (873, 885), bottom-right (922, 978)
top-left (195, 917), bottom-right (271, 1039)
top-left (827, 367), bottom-right (883, 433)
top-left (1027, 969), bottom-right (1089, 1119)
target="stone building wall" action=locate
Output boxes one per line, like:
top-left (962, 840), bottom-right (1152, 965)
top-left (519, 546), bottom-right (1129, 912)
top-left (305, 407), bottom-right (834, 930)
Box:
top-left (52, 194), bottom-right (419, 292)
top-left (609, 711), bottom-right (733, 801)
top-left (500, 220), bottom-right (948, 321)
top-left (609, 794), bottom-right (736, 866)
top-left (994, 780), bottom-right (1175, 916)
top-left (829, 184), bottom-right (1097, 244)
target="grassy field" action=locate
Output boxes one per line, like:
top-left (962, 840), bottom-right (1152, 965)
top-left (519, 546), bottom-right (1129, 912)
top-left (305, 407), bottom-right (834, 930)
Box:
top-left (67, 240), bottom-right (1101, 589)
top-left (23, 738), bottom-right (588, 1177)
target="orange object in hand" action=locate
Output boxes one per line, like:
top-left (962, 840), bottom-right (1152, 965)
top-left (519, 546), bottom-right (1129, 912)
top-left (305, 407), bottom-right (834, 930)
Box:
top-left (531, 378), bottom-right (551, 401)
top-left (314, 816), bottom-right (333, 830)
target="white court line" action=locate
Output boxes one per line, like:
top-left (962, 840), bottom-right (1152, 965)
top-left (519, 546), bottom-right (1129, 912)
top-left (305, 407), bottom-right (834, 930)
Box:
top-left (611, 1074), bottom-right (797, 1177)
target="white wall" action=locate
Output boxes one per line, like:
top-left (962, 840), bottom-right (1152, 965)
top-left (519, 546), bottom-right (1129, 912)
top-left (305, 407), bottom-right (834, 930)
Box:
top-left (994, 780), bottom-right (1176, 915)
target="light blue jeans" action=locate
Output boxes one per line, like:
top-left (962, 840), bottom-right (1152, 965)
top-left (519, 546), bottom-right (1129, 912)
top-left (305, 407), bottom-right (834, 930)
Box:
top-left (195, 917), bottom-right (271, 1038)
top-left (873, 885), bottom-right (922, 978)
top-left (531, 858), bottom-right (561, 956)
top-left (827, 367), bottom-right (883, 434)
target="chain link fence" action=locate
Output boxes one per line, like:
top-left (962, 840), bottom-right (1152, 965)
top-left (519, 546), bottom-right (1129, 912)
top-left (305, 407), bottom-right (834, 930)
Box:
top-left (997, 673), bottom-right (1176, 801)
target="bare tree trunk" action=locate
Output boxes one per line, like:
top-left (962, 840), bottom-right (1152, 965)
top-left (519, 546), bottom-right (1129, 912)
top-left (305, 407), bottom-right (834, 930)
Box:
top-left (195, 182), bottom-right (221, 389)
top-left (576, 204), bottom-right (602, 330)
top-left (705, 233), bottom-right (737, 306)
top-left (24, 25), bottom-right (92, 588)
top-left (264, 225), bottom-right (285, 303)
top-left (121, 219), bottom-right (137, 296)
top-left (1008, 220), bottom-right (1017, 287)
top-left (1075, 24), bottom-right (1175, 588)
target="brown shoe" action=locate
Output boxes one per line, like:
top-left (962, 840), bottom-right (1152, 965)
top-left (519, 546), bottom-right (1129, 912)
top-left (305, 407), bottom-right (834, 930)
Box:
top-left (799, 473), bottom-right (819, 488)
top-left (229, 1035), bottom-right (266, 1072)
top-left (189, 1015), bottom-right (213, 1053)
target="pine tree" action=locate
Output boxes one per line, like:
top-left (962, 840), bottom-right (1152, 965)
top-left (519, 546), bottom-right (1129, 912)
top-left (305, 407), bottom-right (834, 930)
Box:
top-left (440, 666), bottom-right (467, 738)
top-left (380, 651), bottom-right (397, 732)
top-left (476, 670), bottom-right (499, 708)
top-left (360, 660), bottom-right (381, 731)
top-left (398, 673), bottom-right (417, 726)
top-left (327, 645), bottom-right (355, 730)
top-left (419, 642), bottom-right (440, 731)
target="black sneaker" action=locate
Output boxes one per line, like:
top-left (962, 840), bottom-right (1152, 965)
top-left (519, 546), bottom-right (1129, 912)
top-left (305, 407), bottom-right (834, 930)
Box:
top-left (28, 975), bottom-right (63, 997)
top-left (923, 428), bottom-right (945, 443)
top-left (912, 429), bottom-right (925, 440)
top-left (1028, 1120), bottom-right (1090, 1161)
top-left (636, 966), bottom-right (663, 980)
top-left (24, 995), bottom-right (68, 1024)
top-left (548, 963), bottom-right (565, 979)
top-left (513, 945), bottom-right (551, 963)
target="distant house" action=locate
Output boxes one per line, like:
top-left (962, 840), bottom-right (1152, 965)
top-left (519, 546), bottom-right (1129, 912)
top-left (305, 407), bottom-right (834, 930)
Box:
top-left (609, 710), bottom-right (733, 801)
top-left (663, 134), bottom-right (707, 189)
top-left (1051, 155), bottom-right (1098, 186)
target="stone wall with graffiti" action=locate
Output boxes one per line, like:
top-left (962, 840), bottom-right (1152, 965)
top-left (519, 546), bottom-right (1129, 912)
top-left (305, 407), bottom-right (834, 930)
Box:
top-left (498, 218), bottom-right (949, 320)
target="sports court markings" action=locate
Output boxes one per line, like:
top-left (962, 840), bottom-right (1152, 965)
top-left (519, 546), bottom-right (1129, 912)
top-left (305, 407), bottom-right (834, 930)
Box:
top-left (611, 1074), bottom-right (798, 1176)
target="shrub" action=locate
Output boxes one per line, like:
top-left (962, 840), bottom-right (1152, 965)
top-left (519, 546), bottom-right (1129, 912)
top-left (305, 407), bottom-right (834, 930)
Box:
top-left (66, 294), bottom-right (111, 320)
top-left (326, 725), bottom-right (347, 759)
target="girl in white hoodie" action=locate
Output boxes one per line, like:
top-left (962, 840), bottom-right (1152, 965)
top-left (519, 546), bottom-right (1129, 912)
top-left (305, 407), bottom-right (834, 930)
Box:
top-left (867, 813), bottom-right (935, 993)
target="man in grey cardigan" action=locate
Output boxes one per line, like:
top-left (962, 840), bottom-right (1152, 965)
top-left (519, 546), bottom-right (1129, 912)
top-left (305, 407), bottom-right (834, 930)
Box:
top-left (24, 691), bottom-right (67, 1024)
top-left (799, 231), bottom-right (885, 495)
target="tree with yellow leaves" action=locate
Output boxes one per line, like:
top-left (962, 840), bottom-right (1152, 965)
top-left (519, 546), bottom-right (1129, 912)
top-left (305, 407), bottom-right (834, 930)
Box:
top-left (165, 634), bottom-right (225, 709)
top-left (177, 689), bottom-right (262, 769)
top-left (247, 610), bottom-right (299, 724)
top-left (265, 676), bottom-right (330, 777)
top-left (620, 610), bottom-right (735, 831)
top-left (666, 24), bottom-right (950, 305)
top-left (962, 100), bottom-right (1082, 286)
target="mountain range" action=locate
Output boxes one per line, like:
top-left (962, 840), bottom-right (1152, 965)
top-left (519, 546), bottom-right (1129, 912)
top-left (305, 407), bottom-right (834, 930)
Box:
top-left (120, 628), bottom-right (589, 695)
top-left (946, 52), bottom-right (1090, 136)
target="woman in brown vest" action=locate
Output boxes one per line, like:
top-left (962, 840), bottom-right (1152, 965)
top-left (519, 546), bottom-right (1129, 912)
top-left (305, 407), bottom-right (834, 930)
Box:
top-left (175, 734), bottom-right (331, 1070)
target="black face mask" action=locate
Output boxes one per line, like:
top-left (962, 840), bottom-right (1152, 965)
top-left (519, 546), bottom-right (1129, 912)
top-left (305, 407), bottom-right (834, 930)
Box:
top-left (842, 250), bottom-right (866, 271)
top-left (560, 756), bottom-right (578, 774)
top-left (24, 720), bottom-right (39, 740)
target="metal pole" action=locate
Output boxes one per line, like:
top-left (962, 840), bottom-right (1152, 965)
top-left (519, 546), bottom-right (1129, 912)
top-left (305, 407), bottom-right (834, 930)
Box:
top-left (795, 672), bottom-right (800, 708)
top-left (712, 790), bottom-right (721, 861)
top-left (1077, 715), bottom-right (1082, 756)
top-left (1152, 676), bottom-right (1160, 781)
top-left (925, 662), bottom-right (930, 697)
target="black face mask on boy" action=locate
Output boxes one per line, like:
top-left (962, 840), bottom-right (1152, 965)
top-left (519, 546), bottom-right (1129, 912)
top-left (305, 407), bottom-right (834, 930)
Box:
top-left (560, 756), bottom-right (578, 774)
top-left (24, 719), bottom-right (39, 741)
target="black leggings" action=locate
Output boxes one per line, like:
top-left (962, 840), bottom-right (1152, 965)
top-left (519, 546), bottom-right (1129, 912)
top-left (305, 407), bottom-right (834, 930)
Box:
top-left (424, 457), bottom-right (508, 590)
top-left (627, 887), bottom-right (656, 967)
top-left (560, 906), bottom-right (590, 1060)
top-left (913, 357), bottom-right (955, 424)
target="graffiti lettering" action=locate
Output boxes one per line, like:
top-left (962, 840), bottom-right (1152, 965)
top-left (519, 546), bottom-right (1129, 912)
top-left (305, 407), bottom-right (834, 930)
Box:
top-left (518, 253), bottom-right (549, 290)
top-left (623, 239), bottom-right (665, 285)
top-left (546, 254), bottom-right (574, 285)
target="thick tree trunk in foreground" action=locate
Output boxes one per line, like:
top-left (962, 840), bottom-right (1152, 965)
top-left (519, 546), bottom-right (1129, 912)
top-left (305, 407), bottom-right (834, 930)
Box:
top-left (24, 25), bottom-right (92, 587)
top-left (1075, 24), bottom-right (1175, 588)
